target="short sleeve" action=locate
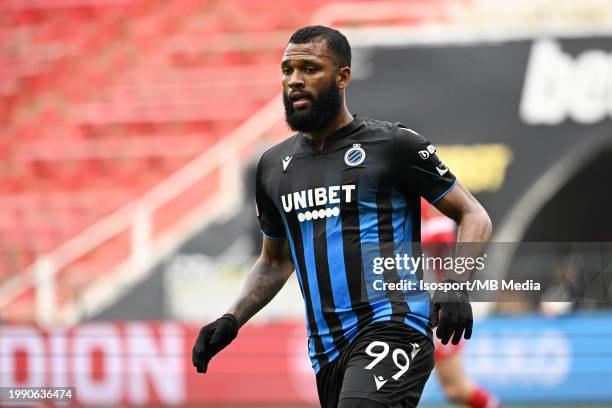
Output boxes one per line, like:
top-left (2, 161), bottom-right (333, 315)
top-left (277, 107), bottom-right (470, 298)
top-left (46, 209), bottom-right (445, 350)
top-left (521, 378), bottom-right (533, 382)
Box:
top-left (392, 126), bottom-right (457, 204)
top-left (255, 155), bottom-right (286, 239)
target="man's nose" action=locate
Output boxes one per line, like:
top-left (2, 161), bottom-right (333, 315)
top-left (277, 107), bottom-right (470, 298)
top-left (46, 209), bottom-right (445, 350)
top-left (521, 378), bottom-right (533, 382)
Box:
top-left (288, 70), bottom-right (305, 89)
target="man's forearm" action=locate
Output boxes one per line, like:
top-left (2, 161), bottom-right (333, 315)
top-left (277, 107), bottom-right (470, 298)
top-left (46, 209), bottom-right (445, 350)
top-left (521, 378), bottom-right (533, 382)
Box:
top-left (226, 258), bottom-right (292, 327)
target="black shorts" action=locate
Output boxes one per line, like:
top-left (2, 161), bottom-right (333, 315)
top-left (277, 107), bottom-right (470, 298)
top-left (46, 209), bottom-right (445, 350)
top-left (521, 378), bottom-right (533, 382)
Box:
top-left (316, 321), bottom-right (434, 408)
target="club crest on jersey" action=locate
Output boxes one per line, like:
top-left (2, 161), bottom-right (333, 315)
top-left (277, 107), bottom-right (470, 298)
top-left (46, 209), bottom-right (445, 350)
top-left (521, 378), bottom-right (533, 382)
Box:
top-left (344, 144), bottom-right (366, 166)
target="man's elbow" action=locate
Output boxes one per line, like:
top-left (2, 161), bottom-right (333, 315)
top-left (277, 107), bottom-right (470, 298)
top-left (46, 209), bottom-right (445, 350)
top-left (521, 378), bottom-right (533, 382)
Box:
top-left (482, 209), bottom-right (493, 240)
top-left (474, 206), bottom-right (492, 241)
top-left (258, 252), bottom-right (294, 277)
top-left (459, 201), bottom-right (492, 242)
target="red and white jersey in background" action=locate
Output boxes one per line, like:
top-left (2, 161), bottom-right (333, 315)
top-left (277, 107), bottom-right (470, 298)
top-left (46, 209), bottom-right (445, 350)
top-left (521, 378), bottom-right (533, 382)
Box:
top-left (421, 198), bottom-right (456, 244)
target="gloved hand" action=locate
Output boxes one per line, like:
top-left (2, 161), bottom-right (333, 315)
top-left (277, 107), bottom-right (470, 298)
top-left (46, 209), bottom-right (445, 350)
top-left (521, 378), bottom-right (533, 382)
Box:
top-left (430, 280), bottom-right (473, 345)
top-left (192, 314), bottom-right (239, 373)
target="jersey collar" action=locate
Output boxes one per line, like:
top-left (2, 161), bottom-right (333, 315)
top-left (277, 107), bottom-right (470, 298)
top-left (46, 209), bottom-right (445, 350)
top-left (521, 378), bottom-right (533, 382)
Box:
top-left (300, 115), bottom-right (363, 154)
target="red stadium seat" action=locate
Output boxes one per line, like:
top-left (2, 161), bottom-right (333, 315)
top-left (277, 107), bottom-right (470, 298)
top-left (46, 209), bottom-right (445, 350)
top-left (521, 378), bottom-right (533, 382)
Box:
top-left (1, 0), bottom-right (445, 322)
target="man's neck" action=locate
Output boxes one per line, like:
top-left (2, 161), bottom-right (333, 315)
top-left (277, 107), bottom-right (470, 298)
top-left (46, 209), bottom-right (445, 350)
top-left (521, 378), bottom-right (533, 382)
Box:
top-left (304, 107), bottom-right (353, 152)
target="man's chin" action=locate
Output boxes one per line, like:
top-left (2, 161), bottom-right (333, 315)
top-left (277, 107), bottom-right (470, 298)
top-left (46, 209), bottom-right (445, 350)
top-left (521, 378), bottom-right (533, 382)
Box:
top-left (286, 112), bottom-right (317, 132)
top-left (287, 119), bottom-right (319, 132)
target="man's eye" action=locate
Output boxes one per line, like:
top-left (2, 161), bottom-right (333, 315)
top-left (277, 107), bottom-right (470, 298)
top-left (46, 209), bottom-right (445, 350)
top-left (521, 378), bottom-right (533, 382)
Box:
top-left (282, 67), bottom-right (292, 75)
top-left (305, 67), bottom-right (317, 74)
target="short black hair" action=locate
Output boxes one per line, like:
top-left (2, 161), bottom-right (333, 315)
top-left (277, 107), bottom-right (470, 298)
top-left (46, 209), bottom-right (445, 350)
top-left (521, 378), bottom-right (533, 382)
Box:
top-left (288, 25), bottom-right (351, 67)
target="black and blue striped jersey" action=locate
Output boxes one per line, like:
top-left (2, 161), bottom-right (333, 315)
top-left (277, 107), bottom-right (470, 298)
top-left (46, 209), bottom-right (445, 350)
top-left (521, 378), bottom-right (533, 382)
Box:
top-left (255, 116), bottom-right (457, 373)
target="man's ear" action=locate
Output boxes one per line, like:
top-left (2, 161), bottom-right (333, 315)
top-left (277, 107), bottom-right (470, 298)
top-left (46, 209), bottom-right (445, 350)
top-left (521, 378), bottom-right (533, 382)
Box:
top-left (337, 66), bottom-right (351, 89)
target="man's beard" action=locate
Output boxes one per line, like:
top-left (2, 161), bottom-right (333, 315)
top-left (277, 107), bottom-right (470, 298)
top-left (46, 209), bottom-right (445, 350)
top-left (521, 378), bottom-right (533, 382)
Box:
top-left (283, 79), bottom-right (342, 133)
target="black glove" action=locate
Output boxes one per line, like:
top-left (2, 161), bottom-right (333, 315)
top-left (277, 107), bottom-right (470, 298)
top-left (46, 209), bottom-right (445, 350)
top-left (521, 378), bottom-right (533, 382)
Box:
top-left (192, 314), bottom-right (239, 373)
top-left (430, 280), bottom-right (473, 345)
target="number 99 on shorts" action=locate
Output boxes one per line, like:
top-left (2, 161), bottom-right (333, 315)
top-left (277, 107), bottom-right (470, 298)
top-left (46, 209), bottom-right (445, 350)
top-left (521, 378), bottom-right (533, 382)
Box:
top-left (364, 341), bottom-right (422, 388)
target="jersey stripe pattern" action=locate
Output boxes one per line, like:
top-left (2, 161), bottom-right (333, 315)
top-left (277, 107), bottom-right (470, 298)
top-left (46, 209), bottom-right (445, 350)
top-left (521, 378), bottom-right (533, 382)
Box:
top-left (255, 117), bottom-right (456, 372)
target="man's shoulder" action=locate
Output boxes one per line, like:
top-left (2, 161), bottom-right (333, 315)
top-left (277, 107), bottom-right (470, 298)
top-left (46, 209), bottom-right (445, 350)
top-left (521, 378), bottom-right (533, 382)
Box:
top-left (258, 133), bottom-right (301, 167)
top-left (355, 116), bottom-right (424, 148)
top-left (358, 116), bottom-right (398, 135)
top-left (357, 116), bottom-right (421, 140)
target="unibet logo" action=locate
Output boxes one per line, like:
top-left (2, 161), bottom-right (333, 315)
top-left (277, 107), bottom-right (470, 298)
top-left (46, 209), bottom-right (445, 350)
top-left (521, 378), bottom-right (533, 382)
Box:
top-left (281, 185), bottom-right (356, 222)
top-left (520, 39), bottom-right (612, 125)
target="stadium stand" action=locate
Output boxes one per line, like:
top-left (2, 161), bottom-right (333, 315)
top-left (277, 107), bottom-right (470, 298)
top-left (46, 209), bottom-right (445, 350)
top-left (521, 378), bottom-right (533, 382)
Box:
top-left (0, 0), bottom-right (457, 323)
top-left (0, 0), bottom-right (328, 321)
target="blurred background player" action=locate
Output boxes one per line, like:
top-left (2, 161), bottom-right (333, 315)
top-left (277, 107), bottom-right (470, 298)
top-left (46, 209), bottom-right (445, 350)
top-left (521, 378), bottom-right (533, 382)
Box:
top-left (422, 200), bottom-right (502, 408)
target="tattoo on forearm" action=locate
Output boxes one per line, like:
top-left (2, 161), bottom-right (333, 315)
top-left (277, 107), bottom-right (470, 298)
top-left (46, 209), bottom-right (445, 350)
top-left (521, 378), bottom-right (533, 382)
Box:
top-left (230, 261), bottom-right (289, 327)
